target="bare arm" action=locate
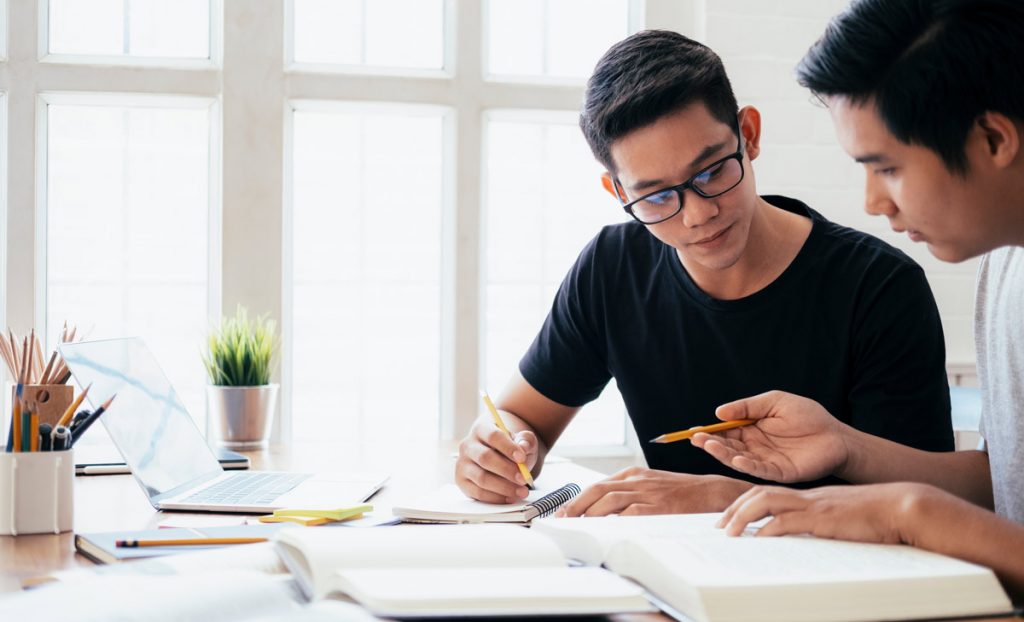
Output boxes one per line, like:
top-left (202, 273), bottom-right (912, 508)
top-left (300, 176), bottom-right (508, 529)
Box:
top-left (455, 372), bottom-right (578, 502)
top-left (836, 427), bottom-right (993, 508)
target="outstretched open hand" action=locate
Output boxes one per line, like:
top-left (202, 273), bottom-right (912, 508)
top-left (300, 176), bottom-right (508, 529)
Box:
top-left (690, 391), bottom-right (850, 483)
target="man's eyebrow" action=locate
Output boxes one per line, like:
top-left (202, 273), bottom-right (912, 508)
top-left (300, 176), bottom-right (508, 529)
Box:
top-left (854, 153), bottom-right (889, 164)
top-left (630, 140), bottom-right (730, 192)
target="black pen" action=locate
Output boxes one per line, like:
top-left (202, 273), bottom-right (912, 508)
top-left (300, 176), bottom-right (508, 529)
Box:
top-left (70, 395), bottom-right (117, 446)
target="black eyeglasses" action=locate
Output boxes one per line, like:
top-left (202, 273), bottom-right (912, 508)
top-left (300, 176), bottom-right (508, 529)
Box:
top-left (613, 125), bottom-right (745, 225)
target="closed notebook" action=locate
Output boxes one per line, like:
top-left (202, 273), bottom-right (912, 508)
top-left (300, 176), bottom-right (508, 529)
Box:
top-left (532, 514), bottom-right (1015, 622)
top-left (273, 524), bottom-right (654, 618)
top-left (74, 523), bottom-right (288, 564)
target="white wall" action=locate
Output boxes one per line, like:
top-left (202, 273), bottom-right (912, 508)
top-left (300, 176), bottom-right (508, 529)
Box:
top-left (701, 0), bottom-right (978, 371)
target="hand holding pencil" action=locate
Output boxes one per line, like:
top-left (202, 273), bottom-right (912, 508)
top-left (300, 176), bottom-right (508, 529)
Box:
top-left (689, 390), bottom-right (852, 484)
top-left (454, 392), bottom-right (540, 504)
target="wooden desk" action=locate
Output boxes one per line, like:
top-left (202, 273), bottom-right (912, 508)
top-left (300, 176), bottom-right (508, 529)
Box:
top-left (0, 440), bottom-right (455, 588)
top-left (0, 443), bottom-right (1019, 622)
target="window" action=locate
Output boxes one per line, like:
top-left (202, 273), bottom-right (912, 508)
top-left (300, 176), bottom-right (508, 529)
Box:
top-left (6, 1), bottom-right (682, 462)
top-left (45, 97), bottom-right (214, 431)
top-left (289, 105), bottom-right (445, 444)
top-left (290, 0), bottom-right (444, 70)
top-left (486, 0), bottom-right (630, 81)
top-left (483, 111), bottom-right (628, 446)
top-left (47, 0), bottom-right (211, 60)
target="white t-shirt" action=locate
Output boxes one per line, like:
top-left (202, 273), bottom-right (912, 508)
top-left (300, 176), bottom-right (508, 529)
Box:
top-left (975, 246), bottom-right (1024, 524)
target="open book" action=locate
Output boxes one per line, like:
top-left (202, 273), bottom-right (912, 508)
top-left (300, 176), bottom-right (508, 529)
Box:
top-left (532, 514), bottom-right (1015, 622)
top-left (274, 524), bottom-right (654, 618)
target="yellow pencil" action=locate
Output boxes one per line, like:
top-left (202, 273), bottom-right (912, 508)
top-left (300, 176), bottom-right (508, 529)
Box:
top-left (56, 383), bottom-right (91, 428)
top-left (481, 391), bottom-right (535, 490)
top-left (115, 537), bottom-right (268, 548)
top-left (649, 419), bottom-right (756, 444)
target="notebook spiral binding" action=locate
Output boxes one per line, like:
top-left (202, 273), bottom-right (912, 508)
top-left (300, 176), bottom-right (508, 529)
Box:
top-left (530, 483), bottom-right (582, 518)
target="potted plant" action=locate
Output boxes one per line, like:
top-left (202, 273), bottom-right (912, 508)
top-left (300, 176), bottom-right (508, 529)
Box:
top-left (202, 306), bottom-right (279, 449)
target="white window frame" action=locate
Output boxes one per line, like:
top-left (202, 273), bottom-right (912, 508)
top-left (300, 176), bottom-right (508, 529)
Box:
top-left (2, 0), bottom-right (704, 458)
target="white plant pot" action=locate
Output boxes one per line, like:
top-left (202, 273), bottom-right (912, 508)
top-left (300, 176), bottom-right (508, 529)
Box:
top-left (206, 384), bottom-right (279, 450)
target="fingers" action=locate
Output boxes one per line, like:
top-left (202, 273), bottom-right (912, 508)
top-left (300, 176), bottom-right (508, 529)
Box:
top-left (557, 479), bottom-right (642, 517)
top-left (456, 460), bottom-right (528, 503)
top-left (719, 486), bottom-right (810, 536)
top-left (696, 438), bottom-right (755, 473)
top-left (455, 421), bottom-right (537, 502)
top-left (715, 390), bottom-right (786, 422)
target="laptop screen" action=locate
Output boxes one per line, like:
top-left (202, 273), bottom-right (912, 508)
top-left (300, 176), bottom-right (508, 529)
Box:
top-left (59, 338), bottom-right (222, 498)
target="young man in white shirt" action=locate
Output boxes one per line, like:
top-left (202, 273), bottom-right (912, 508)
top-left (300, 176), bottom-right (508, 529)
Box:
top-left (693, 0), bottom-right (1024, 601)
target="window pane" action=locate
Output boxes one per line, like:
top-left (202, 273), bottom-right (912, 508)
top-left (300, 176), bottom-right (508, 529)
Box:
top-left (487, 0), bottom-right (629, 80)
top-left (293, 0), bottom-right (444, 70)
top-left (484, 113), bottom-right (628, 446)
top-left (48, 0), bottom-right (210, 59)
top-left (47, 102), bottom-right (211, 435)
top-left (291, 108), bottom-right (443, 446)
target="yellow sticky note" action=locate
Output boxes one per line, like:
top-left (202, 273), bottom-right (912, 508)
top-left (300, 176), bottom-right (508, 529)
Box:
top-left (271, 504), bottom-right (372, 522)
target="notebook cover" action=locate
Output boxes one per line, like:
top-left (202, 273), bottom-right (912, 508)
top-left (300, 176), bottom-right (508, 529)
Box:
top-left (74, 523), bottom-right (287, 564)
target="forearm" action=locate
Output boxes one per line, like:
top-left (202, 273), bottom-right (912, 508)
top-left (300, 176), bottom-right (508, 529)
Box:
top-left (904, 488), bottom-right (1024, 603)
top-left (839, 427), bottom-right (993, 508)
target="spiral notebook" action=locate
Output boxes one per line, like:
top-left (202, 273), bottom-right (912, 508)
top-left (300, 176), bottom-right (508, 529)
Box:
top-left (392, 482), bottom-right (582, 524)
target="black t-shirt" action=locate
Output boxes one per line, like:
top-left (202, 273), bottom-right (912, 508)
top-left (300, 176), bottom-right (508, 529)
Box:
top-left (520, 195), bottom-right (954, 486)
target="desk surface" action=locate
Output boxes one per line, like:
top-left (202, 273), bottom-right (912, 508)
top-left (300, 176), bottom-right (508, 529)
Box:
top-left (0, 442), bottom-right (1019, 622)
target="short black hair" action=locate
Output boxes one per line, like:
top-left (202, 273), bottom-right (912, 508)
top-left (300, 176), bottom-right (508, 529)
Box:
top-left (580, 30), bottom-right (739, 174)
top-left (797, 0), bottom-right (1024, 174)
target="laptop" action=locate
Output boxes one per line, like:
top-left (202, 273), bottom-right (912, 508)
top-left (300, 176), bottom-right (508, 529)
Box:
top-left (58, 337), bottom-right (388, 513)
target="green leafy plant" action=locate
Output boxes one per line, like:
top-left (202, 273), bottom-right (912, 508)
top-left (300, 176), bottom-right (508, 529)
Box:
top-left (202, 306), bottom-right (278, 386)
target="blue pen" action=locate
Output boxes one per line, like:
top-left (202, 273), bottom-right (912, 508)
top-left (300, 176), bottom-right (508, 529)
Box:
top-left (38, 423), bottom-right (53, 451)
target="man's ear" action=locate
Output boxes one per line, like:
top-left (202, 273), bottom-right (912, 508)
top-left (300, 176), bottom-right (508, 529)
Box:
top-left (601, 173), bottom-right (625, 202)
top-left (738, 105), bottom-right (763, 161)
top-left (974, 111), bottom-right (1021, 169)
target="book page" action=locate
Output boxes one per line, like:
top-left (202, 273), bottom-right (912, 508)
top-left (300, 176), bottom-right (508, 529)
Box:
top-left (391, 461), bottom-right (606, 521)
top-left (275, 524), bottom-right (569, 600)
top-left (623, 535), bottom-right (997, 586)
top-left (333, 567), bottom-right (654, 616)
top-left (393, 482), bottom-right (568, 518)
top-left (608, 536), bottom-right (1012, 622)
top-left (532, 513), bottom-right (730, 565)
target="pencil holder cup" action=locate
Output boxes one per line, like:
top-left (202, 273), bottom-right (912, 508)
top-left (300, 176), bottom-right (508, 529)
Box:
top-left (9, 384), bottom-right (74, 428)
top-left (0, 449), bottom-right (74, 535)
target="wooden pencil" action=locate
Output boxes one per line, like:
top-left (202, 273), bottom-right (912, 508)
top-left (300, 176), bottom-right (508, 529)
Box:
top-left (40, 351), bottom-right (58, 385)
top-left (649, 419), bottom-right (756, 444)
top-left (57, 383), bottom-right (91, 429)
top-left (31, 330), bottom-right (43, 383)
top-left (115, 537), bottom-right (268, 548)
top-left (19, 337), bottom-right (29, 385)
top-left (10, 331), bottom-right (20, 381)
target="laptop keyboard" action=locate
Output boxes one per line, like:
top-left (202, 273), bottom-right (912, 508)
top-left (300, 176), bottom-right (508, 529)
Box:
top-left (182, 472), bottom-right (309, 506)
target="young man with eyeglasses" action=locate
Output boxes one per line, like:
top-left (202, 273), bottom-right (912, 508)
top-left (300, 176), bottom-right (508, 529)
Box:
top-left (455, 30), bottom-right (954, 515)
top-left (689, 0), bottom-right (1024, 599)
